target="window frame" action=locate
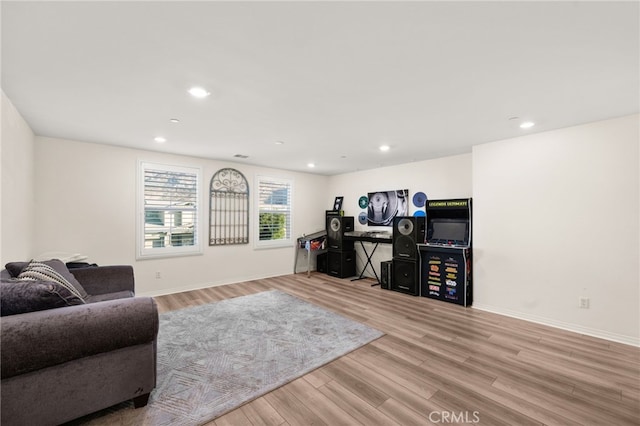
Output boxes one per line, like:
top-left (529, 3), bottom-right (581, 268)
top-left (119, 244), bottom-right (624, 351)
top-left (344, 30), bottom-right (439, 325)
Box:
top-left (137, 160), bottom-right (203, 260)
top-left (254, 174), bottom-right (294, 250)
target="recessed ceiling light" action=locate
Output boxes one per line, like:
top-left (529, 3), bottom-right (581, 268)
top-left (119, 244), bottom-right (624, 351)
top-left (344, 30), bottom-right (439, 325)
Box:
top-left (188, 87), bottom-right (210, 98)
top-left (233, 154), bottom-right (249, 159)
top-left (307, 163), bottom-right (315, 168)
top-left (520, 121), bottom-right (535, 129)
top-left (154, 137), bottom-right (167, 143)
top-left (169, 118), bottom-right (180, 123)
top-left (275, 141), bottom-right (284, 145)
top-left (379, 145), bottom-right (390, 152)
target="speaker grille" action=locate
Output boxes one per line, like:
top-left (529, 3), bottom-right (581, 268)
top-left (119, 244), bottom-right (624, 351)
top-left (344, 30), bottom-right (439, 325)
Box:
top-left (397, 218), bottom-right (414, 236)
top-left (328, 250), bottom-right (355, 278)
top-left (392, 216), bottom-right (425, 261)
top-left (391, 259), bottom-right (418, 296)
top-left (395, 235), bottom-right (416, 259)
top-left (326, 216), bottom-right (354, 251)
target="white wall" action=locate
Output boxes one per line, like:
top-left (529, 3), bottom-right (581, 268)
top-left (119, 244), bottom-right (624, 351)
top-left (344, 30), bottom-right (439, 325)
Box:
top-left (1, 91), bottom-right (36, 264)
top-left (473, 114), bottom-right (639, 346)
top-left (327, 154), bottom-right (472, 277)
top-left (32, 136), bottom-right (329, 296)
top-left (4, 88), bottom-right (637, 346)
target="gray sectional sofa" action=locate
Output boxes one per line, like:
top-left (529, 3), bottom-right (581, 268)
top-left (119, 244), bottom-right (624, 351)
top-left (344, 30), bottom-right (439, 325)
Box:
top-left (0, 262), bottom-right (159, 426)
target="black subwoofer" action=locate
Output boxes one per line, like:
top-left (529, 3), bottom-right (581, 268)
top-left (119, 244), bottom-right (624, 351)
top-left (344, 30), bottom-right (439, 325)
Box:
top-left (392, 216), bottom-right (425, 261)
top-left (380, 260), bottom-right (392, 290)
top-left (316, 252), bottom-right (327, 273)
top-left (391, 259), bottom-right (419, 296)
top-left (327, 250), bottom-right (356, 279)
top-left (326, 216), bottom-right (355, 251)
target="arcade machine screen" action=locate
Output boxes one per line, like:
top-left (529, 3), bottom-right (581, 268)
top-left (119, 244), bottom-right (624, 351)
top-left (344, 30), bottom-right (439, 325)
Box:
top-left (428, 218), bottom-right (469, 246)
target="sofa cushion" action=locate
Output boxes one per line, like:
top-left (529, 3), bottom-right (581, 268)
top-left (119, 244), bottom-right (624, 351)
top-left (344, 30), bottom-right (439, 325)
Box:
top-left (5, 261), bottom-right (38, 277)
top-left (85, 290), bottom-right (134, 303)
top-left (14, 260), bottom-right (88, 300)
top-left (1, 297), bottom-right (158, 379)
top-left (0, 279), bottom-right (85, 316)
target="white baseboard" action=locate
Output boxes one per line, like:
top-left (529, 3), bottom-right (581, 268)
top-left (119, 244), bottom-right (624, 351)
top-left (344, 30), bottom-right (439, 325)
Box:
top-left (137, 271), bottom-right (291, 298)
top-left (472, 303), bottom-right (640, 348)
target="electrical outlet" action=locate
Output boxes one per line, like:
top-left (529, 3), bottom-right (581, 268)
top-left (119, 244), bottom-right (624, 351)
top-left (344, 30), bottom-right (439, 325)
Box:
top-left (579, 297), bottom-right (589, 309)
top-left (155, 271), bottom-right (162, 279)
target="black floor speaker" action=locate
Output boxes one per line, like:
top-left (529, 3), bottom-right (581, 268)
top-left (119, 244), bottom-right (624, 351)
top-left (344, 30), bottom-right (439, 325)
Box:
top-left (392, 216), bottom-right (426, 261)
top-left (391, 259), bottom-right (419, 296)
top-left (326, 216), bottom-right (355, 251)
top-left (316, 252), bottom-right (327, 273)
top-left (380, 260), bottom-right (392, 290)
top-left (327, 250), bottom-right (356, 278)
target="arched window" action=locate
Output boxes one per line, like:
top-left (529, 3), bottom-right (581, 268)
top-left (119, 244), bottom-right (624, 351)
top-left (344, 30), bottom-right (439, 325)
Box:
top-left (209, 168), bottom-right (249, 245)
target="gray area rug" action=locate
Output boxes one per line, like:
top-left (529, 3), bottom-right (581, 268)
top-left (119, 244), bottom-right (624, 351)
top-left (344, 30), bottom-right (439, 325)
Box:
top-left (81, 289), bottom-right (383, 425)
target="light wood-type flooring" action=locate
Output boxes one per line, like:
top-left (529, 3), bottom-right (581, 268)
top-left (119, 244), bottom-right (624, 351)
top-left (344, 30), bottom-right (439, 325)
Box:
top-left (153, 273), bottom-right (640, 426)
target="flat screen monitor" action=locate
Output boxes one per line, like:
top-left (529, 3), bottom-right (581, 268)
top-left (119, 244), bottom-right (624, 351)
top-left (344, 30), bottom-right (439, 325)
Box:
top-left (429, 218), bottom-right (469, 243)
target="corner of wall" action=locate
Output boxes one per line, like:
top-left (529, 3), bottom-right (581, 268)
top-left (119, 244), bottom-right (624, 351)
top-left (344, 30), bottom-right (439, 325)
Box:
top-left (1, 91), bottom-right (36, 264)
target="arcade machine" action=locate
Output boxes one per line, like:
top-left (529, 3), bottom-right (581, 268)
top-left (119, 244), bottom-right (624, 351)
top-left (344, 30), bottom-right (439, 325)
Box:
top-left (418, 198), bottom-right (472, 306)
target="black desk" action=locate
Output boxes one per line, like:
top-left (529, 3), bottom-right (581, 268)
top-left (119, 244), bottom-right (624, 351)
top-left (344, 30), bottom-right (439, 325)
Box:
top-left (344, 233), bottom-right (392, 286)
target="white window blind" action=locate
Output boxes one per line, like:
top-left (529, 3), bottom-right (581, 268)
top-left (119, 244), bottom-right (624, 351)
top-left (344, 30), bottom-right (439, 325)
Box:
top-left (137, 161), bottom-right (202, 259)
top-left (255, 175), bottom-right (293, 248)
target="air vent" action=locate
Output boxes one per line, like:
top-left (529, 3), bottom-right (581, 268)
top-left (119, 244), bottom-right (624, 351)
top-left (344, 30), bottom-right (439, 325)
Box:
top-left (233, 154), bottom-right (249, 159)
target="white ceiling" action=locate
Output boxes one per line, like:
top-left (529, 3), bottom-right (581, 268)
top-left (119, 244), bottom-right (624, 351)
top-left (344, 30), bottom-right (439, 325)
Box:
top-left (2, 1), bottom-right (638, 175)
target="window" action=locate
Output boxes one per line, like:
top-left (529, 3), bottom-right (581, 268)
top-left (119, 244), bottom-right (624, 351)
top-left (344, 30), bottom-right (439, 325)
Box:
top-left (137, 161), bottom-right (202, 259)
top-left (255, 175), bottom-right (293, 249)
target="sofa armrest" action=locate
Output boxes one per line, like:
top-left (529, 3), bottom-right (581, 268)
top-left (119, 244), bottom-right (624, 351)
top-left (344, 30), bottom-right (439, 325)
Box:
top-left (70, 265), bottom-right (135, 295)
top-left (1, 297), bottom-right (158, 379)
